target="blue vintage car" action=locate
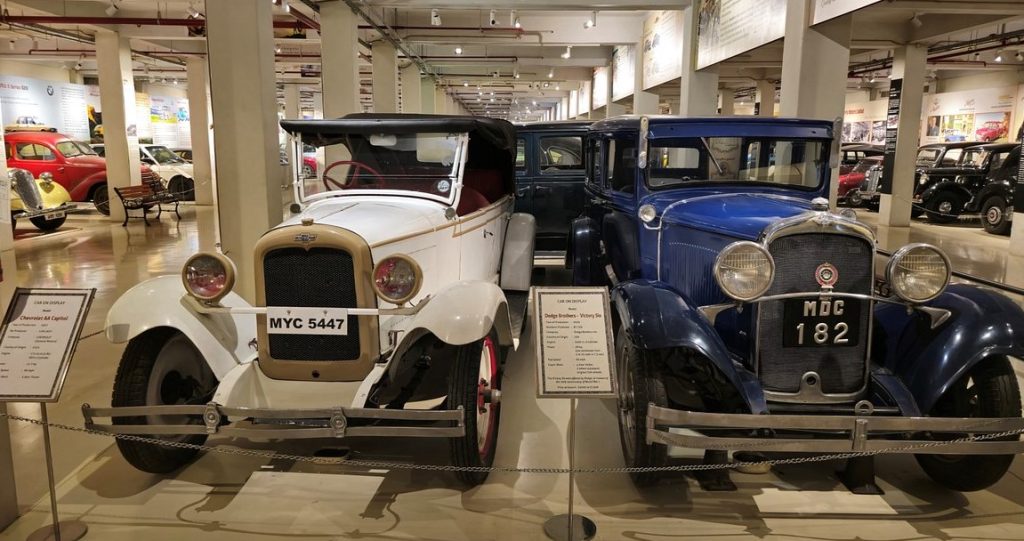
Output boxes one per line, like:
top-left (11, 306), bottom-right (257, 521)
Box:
top-left (570, 115), bottom-right (1024, 493)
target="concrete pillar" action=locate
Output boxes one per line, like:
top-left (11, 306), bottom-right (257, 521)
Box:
top-left (720, 89), bottom-right (735, 115)
top-left (561, 97), bottom-right (570, 120)
top-left (878, 44), bottom-right (927, 228)
top-left (633, 38), bottom-right (659, 114)
top-left (679, 4), bottom-right (719, 116)
top-left (186, 56), bottom-right (215, 206)
top-left (434, 88), bottom-right (447, 114)
top-left (421, 80), bottom-right (436, 113)
top-left (1012, 197), bottom-right (1024, 256)
top-left (282, 83), bottom-right (301, 208)
top-left (206, 0), bottom-right (283, 302)
top-left (0, 131), bottom-right (12, 249)
top-left (95, 31), bottom-right (142, 224)
top-left (756, 80), bottom-right (775, 117)
top-left (779, 0), bottom-right (852, 205)
top-left (321, 3), bottom-right (360, 118)
top-left (400, 64), bottom-right (421, 113)
top-left (0, 400), bottom-right (15, 530)
top-left (371, 41), bottom-right (398, 113)
top-left (0, 189), bottom-right (15, 528)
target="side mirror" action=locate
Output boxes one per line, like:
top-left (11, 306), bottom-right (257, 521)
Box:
top-left (829, 117), bottom-right (843, 170)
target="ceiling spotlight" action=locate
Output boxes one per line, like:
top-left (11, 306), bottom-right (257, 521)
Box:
top-left (532, 100), bottom-right (537, 106)
top-left (513, 69), bottom-right (520, 79)
top-left (454, 46), bottom-right (463, 55)
top-left (186, 4), bottom-right (202, 18)
top-left (584, 11), bottom-right (597, 29)
top-left (514, 17), bottom-right (522, 29)
top-left (490, 98), bottom-right (495, 102)
top-left (282, 0), bottom-right (290, 13)
top-left (463, 81), bottom-right (469, 86)
top-left (973, 51), bottom-right (981, 61)
top-left (1017, 51), bottom-right (1024, 61)
top-left (547, 69), bottom-right (554, 78)
top-left (555, 84), bottom-right (560, 90)
top-left (994, 52), bottom-right (1003, 62)
top-left (910, 13), bottom-right (922, 28)
top-left (275, 44), bottom-right (282, 54)
top-left (561, 46), bottom-right (572, 59)
top-left (431, 9), bottom-right (442, 26)
top-left (869, 74), bottom-right (876, 83)
top-left (511, 10), bottom-right (520, 28)
top-left (489, 9), bottom-right (498, 27)
top-left (105, 0), bottom-right (119, 16)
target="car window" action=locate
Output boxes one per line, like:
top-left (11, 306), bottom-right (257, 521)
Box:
top-left (916, 148), bottom-right (940, 166)
top-left (15, 143), bottom-right (55, 161)
top-left (608, 139), bottom-right (637, 193)
top-left (539, 135), bottom-right (583, 171)
top-left (147, 145), bottom-right (184, 164)
top-left (586, 137), bottom-right (603, 188)
top-left (962, 148), bottom-right (985, 167)
top-left (74, 141), bottom-right (97, 155)
top-left (55, 140), bottom-right (83, 157)
top-left (647, 137), bottom-right (827, 190)
top-left (515, 138), bottom-right (526, 170)
top-left (941, 148), bottom-right (963, 166)
top-left (989, 150), bottom-right (1009, 170)
top-left (93, 146), bottom-right (105, 157)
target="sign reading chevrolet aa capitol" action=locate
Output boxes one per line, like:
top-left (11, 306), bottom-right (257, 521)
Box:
top-left (532, 287), bottom-right (616, 398)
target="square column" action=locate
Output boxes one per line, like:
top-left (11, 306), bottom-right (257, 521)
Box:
top-left (0, 132), bottom-right (12, 249)
top-left (186, 56), bottom-right (215, 206)
top-left (400, 64), bottom-right (421, 113)
top-left (633, 40), bottom-right (659, 114)
top-left (371, 41), bottom-right (398, 113)
top-left (321, 3), bottom-right (360, 118)
top-left (878, 44), bottom-right (927, 227)
top-left (720, 90), bottom-right (735, 115)
top-left (95, 31), bottom-right (142, 224)
top-left (282, 83), bottom-right (301, 209)
top-left (756, 80), bottom-right (775, 116)
top-left (679, 4), bottom-right (719, 116)
top-left (420, 80), bottom-right (436, 113)
top-left (206, 0), bottom-right (283, 302)
top-left (434, 88), bottom-right (447, 114)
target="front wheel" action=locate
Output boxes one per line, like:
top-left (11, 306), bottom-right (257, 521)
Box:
top-left (616, 328), bottom-right (668, 487)
top-left (981, 196), bottom-right (1011, 235)
top-left (112, 328), bottom-right (219, 474)
top-left (447, 330), bottom-right (502, 486)
top-left (925, 192), bottom-right (962, 224)
top-left (916, 356), bottom-right (1022, 492)
top-left (91, 184), bottom-right (110, 216)
top-left (169, 176), bottom-right (195, 201)
top-left (29, 215), bottom-right (66, 231)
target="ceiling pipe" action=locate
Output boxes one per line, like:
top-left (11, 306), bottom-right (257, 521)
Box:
top-left (0, 14), bottom-right (313, 29)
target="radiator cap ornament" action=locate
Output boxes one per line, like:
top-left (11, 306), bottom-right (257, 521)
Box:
top-left (815, 262), bottom-right (839, 287)
top-left (810, 197), bottom-right (829, 211)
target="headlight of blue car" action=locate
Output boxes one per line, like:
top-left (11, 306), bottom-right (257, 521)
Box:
top-left (713, 241), bottom-right (775, 301)
top-left (885, 243), bottom-right (951, 303)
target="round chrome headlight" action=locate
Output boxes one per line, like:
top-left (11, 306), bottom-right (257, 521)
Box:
top-left (714, 241), bottom-right (775, 302)
top-left (885, 243), bottom-right (950, 303)
top-left (182, 252), bottom-right (235, 302)
top-left (372, 254), bottom-right (422, 305)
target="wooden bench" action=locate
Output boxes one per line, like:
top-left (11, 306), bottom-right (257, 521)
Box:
top-left (113, 179), bottom-right (182, 226)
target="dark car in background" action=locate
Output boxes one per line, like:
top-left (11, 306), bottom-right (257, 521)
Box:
top-left (515, 120), bottom-right (591, 257)
top-left (914, 142), bottom-right (1016, 223)
top-left (973, 145), bottom-right (1020, 235)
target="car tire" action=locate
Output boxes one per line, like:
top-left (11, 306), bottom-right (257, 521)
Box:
top-left (112, 328), bottom-right (219, 474)
top-left (447, 330), bottom-right (502, 486)
top-left (29, 215), bottom-right (66, 231)
top-left (302, 164), bottom-right (315, 178)
top-left (169, 176), bottom-right (195, 201)
top-left (915, 355), bottom-right (1021, 492)
top-left (91, 184), bottom-right (111, 216)
top-left (616, 326), bottom-right (668, 487)
top-left (981, 196), bottom-right (1011, 236)
top-left (924, 192), bottom-right (962, 224)
top-left (847, 189), bottom-right (863, 208)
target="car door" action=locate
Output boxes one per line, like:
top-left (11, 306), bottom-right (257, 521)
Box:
top-left (595, 132), bottom-right (640, 282)
top-left (13, 141), bottom-right (64, 183)
top-left (532, 132), bottom-right (587, 252)
top-left (513, 135), bottom-right (532, 216)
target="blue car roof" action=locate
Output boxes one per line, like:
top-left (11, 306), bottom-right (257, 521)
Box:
top-left (590, 115), bottom-right (834, 138)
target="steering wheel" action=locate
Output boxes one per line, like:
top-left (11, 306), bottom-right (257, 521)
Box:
top-left (322, 160), bottom-right (385, 191)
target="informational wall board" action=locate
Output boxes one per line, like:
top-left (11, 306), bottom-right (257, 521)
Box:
top-left (697, 0), bottom-right (787, 70)
top-left (920, 86), bottom-right (1017, 145)
top-left (611, 46), bottom-right (635, 102)
top-left (811, 0), bottom-right (880, 25)
top-left (0, 288), bottom-right (94, 402)
top-left (642, 10), bottom-right (683, 90)
top-left (579, 81), bottom-right (592, 115)
top-left (0, 75), bottom-right (90, 140)
top-left (592, 67), bottom-right (609, 110)
top-left (532, 287), bottom-right (616, 398)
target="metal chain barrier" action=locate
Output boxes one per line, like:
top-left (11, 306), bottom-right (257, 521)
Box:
top-left (4, 409), bottom-right (1024, 475)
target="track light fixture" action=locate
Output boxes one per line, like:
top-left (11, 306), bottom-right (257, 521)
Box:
top-left (910, 13), bottom-right (922, 28)
top-left (275, 44), bottom-right (282, 54)
top-left (561, 46), bottom-right (572, 59)
top-left (994, 52), bottom-right (1003, 62)
top-left (105, 0), bottom-right (119, 16)
top-left (584, 11), bottom-right (597, 29)
top-left (282, 0), bottom-right (290, 13)
top-left (973, 51), bottom-right (981, 61)
top-left (431, 9), bottom-right (442, 26)
top-left (489, 9), bottom-right (498, 27)
top-left (547, 69), bottom-right (554, 78)
top-left (513, 69), bottom-right (520, 79)
top-left (186, 4), bottom-right (202, 18)
top-left (454, 46), bottom-right (463, 55)
top-left (463, 81), bottom-right (468, 86)
top-left (1017, 51), bottom-right (1024, 61)
top-left (869, 74), bottom-right (876, 83)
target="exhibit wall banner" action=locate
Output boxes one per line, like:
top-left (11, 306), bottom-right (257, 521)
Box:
top-left (697, 0), bottom-right (787, 70)
top-left (841, 100), bottom-right (888, 144)
top-left (611, 45), bottom-right (635, 102)
top-left (642, 10), bottom-right (683, 90)
top-left (879, 79), bottom-right (902, 195)
top-left (920, 86), bottom-right (1017, 145)
top-left (811, 0), bottom-right (880, 25)
top-left (579, 81), bottom-right (592, 115)
top-left (593, 66), bottom-right (609, 110)
top-left (569, 90), bottom-right (579, 118)
top-left (0, 75), bottom-right (90, 141)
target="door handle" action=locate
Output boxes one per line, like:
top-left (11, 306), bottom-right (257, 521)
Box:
top-left (535, 186), bottom-right (552, 195)
top-left (589, 198), bottom-right (603, 205)
top-left (57, 167), bottom-right (65, 172)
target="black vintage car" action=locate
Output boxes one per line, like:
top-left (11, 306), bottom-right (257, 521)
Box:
top-left (911, 141), bottom-right (988, 222)
top-left (514, 120), bottom-right (591, 257)
top-left (973, 145), bottom-right (1020, 235)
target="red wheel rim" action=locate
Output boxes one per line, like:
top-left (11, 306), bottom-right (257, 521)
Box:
top-left (476, 336), bottom-right (499, 459)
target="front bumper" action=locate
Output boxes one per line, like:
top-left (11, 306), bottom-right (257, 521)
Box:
top-left (647, 405), bottom-right (1024, 454)
top-left (12, 203), bottom-right (78, 220)
top-left (82, 402), bottom-right (465, 439)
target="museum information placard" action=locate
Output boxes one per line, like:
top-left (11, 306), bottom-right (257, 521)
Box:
top-left (0, 288), bottom-right (94, 402)
top-left (697, 0), bottom-right (787, 70)
top-left (533, 287), bottom-right (616, 398)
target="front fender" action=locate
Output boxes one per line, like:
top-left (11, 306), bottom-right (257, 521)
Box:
top-left (876, 284), bottom-right (1024, 413)
top-left (401, 280), bottom-right (513, 348)
top-left (611, 280), bottom-right (765, 413)
top-left (921, 181), bottom-right (972, 204)
top-left (569, 216), bottom-right (603, 286)
top-left (105, 275), bottom-right (257, 379)
top-left (38, 180), bottom-right (72, 207)
top-left (68, 173), bottom-right (105, 201)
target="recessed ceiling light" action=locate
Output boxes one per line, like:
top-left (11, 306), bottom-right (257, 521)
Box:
top-left (454, 46), bottom-right (463, 55)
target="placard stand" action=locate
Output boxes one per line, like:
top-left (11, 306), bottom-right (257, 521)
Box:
top-left (541, 398), bottom-right (596, 541)
top-left (0, 288), bottom-right (95, 541)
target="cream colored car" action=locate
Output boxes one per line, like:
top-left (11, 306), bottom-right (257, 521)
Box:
top-left (9, 168), bottom-right (75, 230)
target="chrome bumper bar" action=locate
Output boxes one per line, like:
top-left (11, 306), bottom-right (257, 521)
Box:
top-left (646, 405), bottom-right (1024, 455)
top-left (13, 203), bottom-right (79, 220)
top-left (82, 402), bottom-right (465, 439)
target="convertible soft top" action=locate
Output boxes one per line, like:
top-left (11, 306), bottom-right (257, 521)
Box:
top-left (280, 113), bottom-right (516, 153)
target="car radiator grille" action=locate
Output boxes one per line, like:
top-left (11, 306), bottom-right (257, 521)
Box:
top-left (263, 247), bottom-right (361, 361)
top-left (758, 233), bottom-right (873, 394)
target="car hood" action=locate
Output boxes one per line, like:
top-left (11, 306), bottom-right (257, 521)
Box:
top-left (276, 196), bottom-right (448, 246)
top-left (655, 192), bottom-right (814, 241)
top-left (65, 155), bottom-right (106, 167)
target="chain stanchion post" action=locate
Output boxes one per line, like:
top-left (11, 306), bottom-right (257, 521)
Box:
top-left (543, 398), bottom-right (596, 541)
top-left (26, 403), bottom-right (87, 541)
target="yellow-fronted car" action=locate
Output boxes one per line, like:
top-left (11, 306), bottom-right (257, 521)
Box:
top-left (9, 168), bottom-right (76, 231)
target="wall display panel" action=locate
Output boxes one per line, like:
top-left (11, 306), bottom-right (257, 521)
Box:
top-left (611, 46), bottom-right (635, 102)
top-left (841, 100), bottom-right (888, 144)
top-left (920, 86), bottom-right (1017, 145)
top-left (811, 0), bottom-right (880, 25)
top-left (0, 75), bottom-right (90, 140)
top-left (86, 86), bottom-right (192, 147)
top-left (569, 90), bottom-right (579, 118)
top-left (642, 11), bottom-right (683, 90)
top-left (579, 81), bottom-right (592, 114)
top-left (697, 0), bottom-right (786, 70)
top-left (593, 67), bottom-right (609, 109)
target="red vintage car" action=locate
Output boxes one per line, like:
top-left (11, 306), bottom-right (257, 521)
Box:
top-left (4, 130), bottom-right (159, 215)
top-left (838, 156), bottom-right (882, 207)
top-left (975, 121), bottom-right (1008, 142)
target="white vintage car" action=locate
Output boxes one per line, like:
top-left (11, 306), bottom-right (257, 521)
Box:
top-left (85, 114), bottom-right (535, 485)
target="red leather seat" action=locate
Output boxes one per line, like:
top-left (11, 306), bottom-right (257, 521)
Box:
top-left (463, 169), bottom-right (505, 203)
top-left (457, 186), bottom-right (489, 216)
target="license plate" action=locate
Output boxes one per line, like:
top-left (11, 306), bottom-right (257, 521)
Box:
top-left (781, 298), bottom-right (860, 348)
top-left (266, 307), bottom-right (348, 335)
top-left (44, 211), bottom-right (64, 220)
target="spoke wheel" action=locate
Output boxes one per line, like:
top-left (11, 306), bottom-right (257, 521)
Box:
top-left (615, 326), bottom-right (668, 487)
top-left (448, 330), bottom-right (502, 486)
top-left (982, 196), bottom-right (1011, 235)
top-left (925, 192), bottom-right (961, 224)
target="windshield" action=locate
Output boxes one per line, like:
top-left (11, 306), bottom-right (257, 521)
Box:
top-left (852, 159), bottom-right (879, 173)
top-left (146, 145), bottom-right (184, 164)
top-left (300, 132), bottom-right (462, 201)
top-left (55, 140), bottom-right (84, 157)
top-left (74, 141), bottom-right (97, 155)
top-left (916, 148), bottom-right (940, 166)
top-left (646, 137), bottom-right (827, 190)
top-left (962, 148), bottom-right (986, 168)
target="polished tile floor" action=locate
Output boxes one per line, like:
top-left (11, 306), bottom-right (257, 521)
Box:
top-left (1, 207), bottom-right (1024, 540)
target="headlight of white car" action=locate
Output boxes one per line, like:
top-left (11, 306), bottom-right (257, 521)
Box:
top-left (885, 243), bottom-right (951, 303)
top-left (182, 252), bottom-right (236, 302)
top-left (918, 174), bottom-right (929, 185)
top-left (714, 241), bottom-right (775, 302)
top-left (372, 254), bottom-right (422, 305)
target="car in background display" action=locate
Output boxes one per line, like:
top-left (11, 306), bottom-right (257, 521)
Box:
top-left (973, 145), bottom-right (1020, 236)
top-left (839, 143), bottom-right (884, 175)
top-left (83, 114), bottom-right (535, 487)
top-left (93, 143), bottom-right (196, 201)
top-left (4, 115), bottom-right (57, 133)
top-left (8, 168), bottom-right (76, 231)
top-left (4, 130), bottom-right (159, 215)
top-left (171, 147), bottom-right (193, 162)
top-left (838, 156), bottom-right (881, 207)
top-left (515, 120), bottom-right (591, 256)
top-left (975, 120), bottom-right (1008, 142)
top-left (914, 142), bottom-right (1017, 223)
top-left (570, 115), bottom-right (1024, 493)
